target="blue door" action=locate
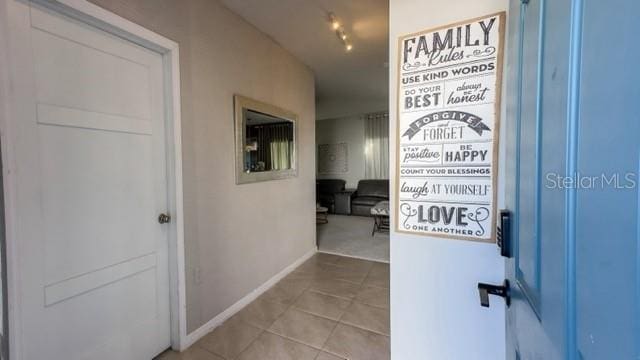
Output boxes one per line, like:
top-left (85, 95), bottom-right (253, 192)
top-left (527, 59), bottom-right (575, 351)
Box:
top-left (505, 0), bottom-right (640, 359)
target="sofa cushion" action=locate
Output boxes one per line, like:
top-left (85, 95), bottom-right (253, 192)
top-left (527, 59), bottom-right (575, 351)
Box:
top-left (355, 179), bottom-right (389, 198)
top-left (352, 196), bottom-right (385, 207)
top-left (317, 179), bottom-right (346, 194)
top-left (318, 193), bottom-right (336, 204)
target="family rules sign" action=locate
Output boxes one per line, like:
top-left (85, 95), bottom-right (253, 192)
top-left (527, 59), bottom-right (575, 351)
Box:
top-left (395, 12), bottom-right (505, 242)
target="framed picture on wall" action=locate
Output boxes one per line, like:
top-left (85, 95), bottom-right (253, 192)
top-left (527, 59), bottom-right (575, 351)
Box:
top-left (394, 12), bottom-right (506, 243)
top-left (317, 143), bottom-right (349, 174)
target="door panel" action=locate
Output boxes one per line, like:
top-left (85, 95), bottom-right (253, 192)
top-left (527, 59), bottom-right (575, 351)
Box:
top-left (8, 3), bottom-right (171, 359)
top-left (575, 0), bottom-right (640, 358)
top-left (39, 124), bottom-right (156, 284)
top-left (532, 0), bottom-right (571, 351)
top-left (506, 0), bottom-right (569, 358)
top-left (506, 0), bottom-right (640, 359)
top-left (514, 0), bottom-right (543, 310)
top-left (0, 147), bottom-right (7, 360)
top-left (31, 8), bottom-right (153, 120)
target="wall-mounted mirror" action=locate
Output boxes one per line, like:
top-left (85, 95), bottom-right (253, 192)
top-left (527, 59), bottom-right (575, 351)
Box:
top-left (235, 95), bottom-right (298, 184)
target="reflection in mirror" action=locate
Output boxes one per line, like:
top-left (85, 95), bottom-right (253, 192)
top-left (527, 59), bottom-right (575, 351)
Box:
top-left (244, 109), bottom-right (294, 173)
top-left (234, 95), bottom-right (298, 184)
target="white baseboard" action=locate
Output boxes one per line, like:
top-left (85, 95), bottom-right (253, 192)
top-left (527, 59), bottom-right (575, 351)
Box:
top-left (179, 247), bottom-right (317, 350)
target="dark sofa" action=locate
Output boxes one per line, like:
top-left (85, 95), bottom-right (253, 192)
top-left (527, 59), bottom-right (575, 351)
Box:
top-left (316, 179), bottom-right (346, 213)
top-left (351, 179), bottom-right (389, 216)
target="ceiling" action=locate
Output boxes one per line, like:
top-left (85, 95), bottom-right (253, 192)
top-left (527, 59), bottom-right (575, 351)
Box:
top-left (220, 0), bottom-right (389, 119)
top-left (245, 109), bottom-right (290, 126)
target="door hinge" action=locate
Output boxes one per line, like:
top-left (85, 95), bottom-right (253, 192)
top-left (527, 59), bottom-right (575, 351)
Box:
top-left (158, 213), bottom-right (171, 224)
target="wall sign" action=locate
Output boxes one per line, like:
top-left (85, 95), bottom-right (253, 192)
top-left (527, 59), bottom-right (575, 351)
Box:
top-left (395, 12), bottom-right (505, 242)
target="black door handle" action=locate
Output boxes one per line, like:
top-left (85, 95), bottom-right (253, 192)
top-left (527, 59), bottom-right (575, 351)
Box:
top-left (478, 280), bottom-right (510, 307)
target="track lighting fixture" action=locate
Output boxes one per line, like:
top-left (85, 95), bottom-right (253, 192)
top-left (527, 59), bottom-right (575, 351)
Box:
top-left (328, 12), bottom-right (353, 52)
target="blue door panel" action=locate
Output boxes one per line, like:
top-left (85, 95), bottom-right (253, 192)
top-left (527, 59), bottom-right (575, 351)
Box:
top-left (575, 0), bottom-right (640, 358)
top-left (505, 0), bottom-right (570, 358)
top-left (535, 0), bottom-right (572, 350)
top-left (507, 0), bottom-right (640, 359)
top-left (516, 0), bottom-right (543, 309)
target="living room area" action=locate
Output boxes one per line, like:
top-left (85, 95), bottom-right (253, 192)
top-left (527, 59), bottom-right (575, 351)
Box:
top-left (311, 3), bottom-right (389, 263)
top-left (316, 112), bottom-right (390, 262)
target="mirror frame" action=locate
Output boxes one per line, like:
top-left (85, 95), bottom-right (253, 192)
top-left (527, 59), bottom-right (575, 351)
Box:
top-left (234, 95), bottom-right (298, 184)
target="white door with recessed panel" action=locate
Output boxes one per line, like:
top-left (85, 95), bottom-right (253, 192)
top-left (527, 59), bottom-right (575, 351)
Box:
top-left (5, 3), bottom-right (171, 359)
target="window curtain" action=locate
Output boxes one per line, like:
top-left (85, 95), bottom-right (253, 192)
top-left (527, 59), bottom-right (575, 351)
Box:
top-left (248, 123), bottom-right (293, 171)
top-left (364, 112), bottom-right (389, 179)
top-left (268, 124), bottom-right (293, 170)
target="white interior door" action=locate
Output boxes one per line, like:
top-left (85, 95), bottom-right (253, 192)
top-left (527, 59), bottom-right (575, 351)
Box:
top-left (7, 3), bottom-right (171, 359)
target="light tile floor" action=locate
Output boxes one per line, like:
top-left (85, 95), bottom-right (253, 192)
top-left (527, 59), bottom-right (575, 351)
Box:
top-left (156, 253), bottom-right (390, 360)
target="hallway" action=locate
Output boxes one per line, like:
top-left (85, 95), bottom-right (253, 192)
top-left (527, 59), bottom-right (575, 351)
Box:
top-left (158, 253), bottom-right (390, 360)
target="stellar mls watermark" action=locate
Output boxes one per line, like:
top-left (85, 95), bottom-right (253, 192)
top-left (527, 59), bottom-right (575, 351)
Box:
top-left (545, 172), bottom-right (637, 190)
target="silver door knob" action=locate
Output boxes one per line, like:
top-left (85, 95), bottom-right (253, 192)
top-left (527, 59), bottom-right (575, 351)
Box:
top-left (158, 213), bottom-right (171, 224)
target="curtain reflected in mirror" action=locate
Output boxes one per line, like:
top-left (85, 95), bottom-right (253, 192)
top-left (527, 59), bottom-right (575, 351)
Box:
top-left (245, 110), bottom-right (294, 173)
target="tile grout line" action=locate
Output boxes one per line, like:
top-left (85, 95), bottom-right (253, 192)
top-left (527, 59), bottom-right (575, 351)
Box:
top-left (193, 254), bottom-right (387, 360)
top-left (335, 264), bottom-right (391, 337)
top-left (260, 278), bottom-right (340, 358)
top-left (352, 300), bottom-right (390, 311)
top-left (264, 328), bottom-right (328, 353)
top-left (317, 291), bottom-right (355, 359)
top-left (317, 259), bottom-right (373, 358)
top-left (338, 320), bottom-right (390, 338)
top-left (190, 342), bottom-right (228, 359)
top-left (230, 282), bottom-right (306, 360)
top-left (229, 328), bottom-right (265, 360)
top-left (230, 257), bottom-right (340, 359)
top-left (304, 288), bottom-right (356, 301)
top-left (317, 250), bottom-right (389, 265)
top-left (305, 288), bottom-right (354, 301)
top-left (234, 279), bottom-right (316, 359)
top-left (197, 279), bottom-right (312, 360)
top-left (280, 254), bottom-right (372, 359)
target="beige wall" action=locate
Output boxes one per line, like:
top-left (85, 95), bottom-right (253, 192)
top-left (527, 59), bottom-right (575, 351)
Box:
top-left (316, 116), bottom-right (366, 189)
top-left (88, 0), bottom-right (316, 333)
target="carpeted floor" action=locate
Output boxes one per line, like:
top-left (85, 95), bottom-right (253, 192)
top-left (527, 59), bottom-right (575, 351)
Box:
top-left (317, 214), bottom-right (390, 263)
